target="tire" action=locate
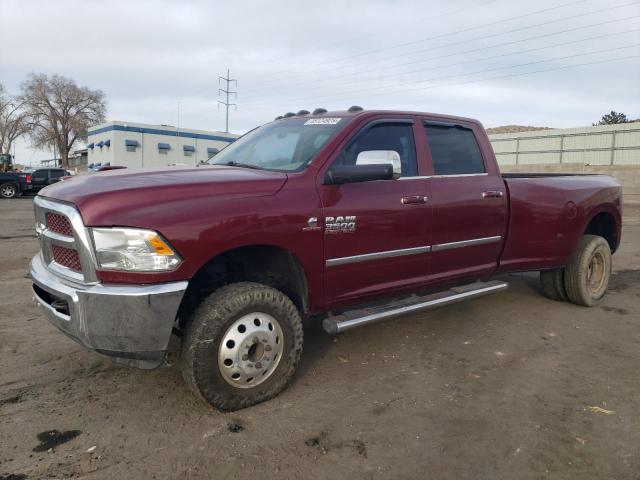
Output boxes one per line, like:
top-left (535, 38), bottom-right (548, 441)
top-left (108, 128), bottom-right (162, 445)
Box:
top-left (539, 268), bottom-right (568, 302)
top-left (180, 282), bottom-right (303, 411)
top-left (564, 235), bottom-right (612, 307)
top-left (0, 183), bottom-right (17, 199)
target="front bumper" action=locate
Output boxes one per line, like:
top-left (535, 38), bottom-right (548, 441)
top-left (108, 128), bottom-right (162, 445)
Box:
top-left (30, 253), bottom-right (188, 369)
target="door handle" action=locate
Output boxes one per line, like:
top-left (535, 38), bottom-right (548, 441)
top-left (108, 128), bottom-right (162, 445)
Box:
top-left (482, 190), bottom-right (504, 198)
top-left (401, 195), bottom-right (428, 205)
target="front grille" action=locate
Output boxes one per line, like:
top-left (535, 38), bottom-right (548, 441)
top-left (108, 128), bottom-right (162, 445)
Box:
top-left (35, 196), bottom-right (96, 283)
top-left (46, 212), bottom-right (73, 237)
top-left (52, 245), bottom-right (82, 272)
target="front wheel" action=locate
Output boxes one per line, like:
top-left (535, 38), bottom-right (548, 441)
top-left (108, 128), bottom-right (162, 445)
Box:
top-left (180, 282), bottom-right (303, 411)
top-left (564, 235), bottom-right (612, 306)
top-left (0, 183), bottom-right (17, 199)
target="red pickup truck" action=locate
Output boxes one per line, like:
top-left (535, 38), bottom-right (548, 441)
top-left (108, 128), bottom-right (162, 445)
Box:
top-left (30, 108), bottom-right (622, 410)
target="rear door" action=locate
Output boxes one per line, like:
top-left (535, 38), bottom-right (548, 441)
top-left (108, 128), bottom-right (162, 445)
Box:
top-left (423, 120), bottom-right (507, 283)
top-left (320, 118), bottom-right (431, 304)
top-left (31, 169), bottom-right (49, 191)
top-left (49, 169), bottom-right (65, 184)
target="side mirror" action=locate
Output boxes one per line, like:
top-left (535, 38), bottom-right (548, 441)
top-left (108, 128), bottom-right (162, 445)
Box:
top-left (324, 164), bottom-right (394, 185)
top-left (356, 150), bottom-right (401, 177)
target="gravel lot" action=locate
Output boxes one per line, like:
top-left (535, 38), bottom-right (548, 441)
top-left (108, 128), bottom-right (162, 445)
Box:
top-left (1, 197), bottom-right (639, 480)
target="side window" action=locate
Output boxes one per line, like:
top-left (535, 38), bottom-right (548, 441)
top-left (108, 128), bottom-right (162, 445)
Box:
top-left (333, 123), bottom-right (418, 177)
top-left (158, 143), bottom-right (170, 155)
top-left (125, 139), bottom-right (139, 152)
top-left (50, 170), bottom-right (65, 179)
top-left (32, 169), bottom-right (47, 180)
top-left (425, 124), bottom-right (485, 175)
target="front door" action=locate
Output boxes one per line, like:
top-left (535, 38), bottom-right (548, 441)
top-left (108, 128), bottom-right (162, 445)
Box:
top-left (320, 119), bottom-right (430, 304)
top-left (423, 121), bottom-right (507, 283)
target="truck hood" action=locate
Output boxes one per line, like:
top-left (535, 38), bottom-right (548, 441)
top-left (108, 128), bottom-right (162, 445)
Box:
top-left (41, 165), bottom-right (288, 226)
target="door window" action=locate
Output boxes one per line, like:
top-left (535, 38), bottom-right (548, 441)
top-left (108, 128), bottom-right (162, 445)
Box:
top-left (425, 124), bottom-right (485, 175)
top-left (50, 170), bottom-right (65, 180)
top-left (32, 170), bottom-right (47, 181)
top-left (332, 123), bottom-right (418, 177)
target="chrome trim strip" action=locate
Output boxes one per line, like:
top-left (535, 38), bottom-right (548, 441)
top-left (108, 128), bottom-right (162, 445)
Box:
top-left (324, 281), bottom-right (508, 333)
top-left (397, 173), bottom-right (488, 180)
top-left (43, 230), bottom-right (76, 246)
top-left (432, 235), bottom-right (502, 252)
top-left (326, 235), bottom-right (501, 266)
top-left (431, 173), bottom-right (488, 178)
top-left (326, 245), bottom-right (430, 267)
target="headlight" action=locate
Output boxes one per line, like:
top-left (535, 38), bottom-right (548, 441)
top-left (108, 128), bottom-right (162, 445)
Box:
top-left (91, 227), bottom-right (181, 272)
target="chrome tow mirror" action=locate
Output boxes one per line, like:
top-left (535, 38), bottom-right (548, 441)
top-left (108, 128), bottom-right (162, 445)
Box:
top-left (356, 150), bottom-right (401, 177)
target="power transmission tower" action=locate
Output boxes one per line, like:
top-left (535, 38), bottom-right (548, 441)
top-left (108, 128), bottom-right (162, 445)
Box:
top-left (218, 69), bottom-right (237, 133)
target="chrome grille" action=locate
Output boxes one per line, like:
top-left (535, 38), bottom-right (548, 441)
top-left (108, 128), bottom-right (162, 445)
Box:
top-left (46, 212), bottom-right (74, 237)
top-left (34, 196), bottom-right (98, 284)
top-left (52, 245), bottom-right (82, 272)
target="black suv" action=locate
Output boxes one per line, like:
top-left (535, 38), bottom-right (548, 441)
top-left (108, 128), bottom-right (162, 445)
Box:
top-left (26, 168), bottom-right (70, 194)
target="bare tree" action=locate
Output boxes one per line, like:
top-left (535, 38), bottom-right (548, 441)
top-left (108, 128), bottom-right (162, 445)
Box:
top-left (0, 82), bottom-right (32, 156)
top-left (21, 73), bottom-right (106, 168)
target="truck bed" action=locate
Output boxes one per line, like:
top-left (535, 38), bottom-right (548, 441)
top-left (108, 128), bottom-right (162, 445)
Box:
top-left (498, 173), bottom-right (621, 273)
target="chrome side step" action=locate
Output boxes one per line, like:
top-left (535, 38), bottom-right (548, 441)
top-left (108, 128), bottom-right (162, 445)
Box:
top-left (322, 280), bottom-right (508, 334)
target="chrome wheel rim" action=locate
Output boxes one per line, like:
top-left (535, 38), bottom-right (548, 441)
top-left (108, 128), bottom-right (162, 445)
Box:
top-left (1, 185), bottom-right (15, 198)
top-left (587, 250), bottom-right (606, 294)
top-left (218, 312), bottom-right (284, 389)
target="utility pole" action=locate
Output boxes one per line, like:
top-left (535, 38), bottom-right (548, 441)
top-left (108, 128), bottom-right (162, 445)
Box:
top-left (218, 69), bottom-right (237, 133)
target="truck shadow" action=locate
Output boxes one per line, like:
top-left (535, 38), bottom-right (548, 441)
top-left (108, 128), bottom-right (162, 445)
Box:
top-left (295, 317), bottom-right (334, 378)
top-left (504, 271), bottom-right (544, 296)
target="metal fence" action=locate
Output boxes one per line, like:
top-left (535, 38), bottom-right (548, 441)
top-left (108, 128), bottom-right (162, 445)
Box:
top-left (488, 123), bottom-right (640, 166)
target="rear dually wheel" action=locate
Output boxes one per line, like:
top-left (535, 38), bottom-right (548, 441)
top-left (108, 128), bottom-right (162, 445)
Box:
top-left (540, 268), bottom-right (568, 302)
top-left (564, 235), bottom-right (612, 306)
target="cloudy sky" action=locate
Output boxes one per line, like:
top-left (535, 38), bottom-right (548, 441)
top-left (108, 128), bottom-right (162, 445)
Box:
top-left (1, 0), bottom-right (639, 164)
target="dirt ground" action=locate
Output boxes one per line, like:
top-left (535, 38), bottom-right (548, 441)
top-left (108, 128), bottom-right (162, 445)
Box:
top-left (1, 198), bottom-right (639, 480)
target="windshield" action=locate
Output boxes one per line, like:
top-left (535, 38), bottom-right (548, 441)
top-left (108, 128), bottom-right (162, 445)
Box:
top-left (210, 117), bottom-right (346, 172)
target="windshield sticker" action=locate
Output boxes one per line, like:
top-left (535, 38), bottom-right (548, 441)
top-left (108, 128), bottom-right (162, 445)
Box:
top-left (304, 118), bottom-right (342, 125)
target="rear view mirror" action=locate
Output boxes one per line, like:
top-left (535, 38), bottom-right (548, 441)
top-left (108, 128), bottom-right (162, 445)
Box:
top-left (356, 150), bottom-right (401, 177)
top-left (324, 164), bottom-right (394, 185)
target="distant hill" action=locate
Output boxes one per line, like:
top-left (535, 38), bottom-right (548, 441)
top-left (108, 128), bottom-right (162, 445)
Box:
top-left (485, 125), bottom-right (552, 134)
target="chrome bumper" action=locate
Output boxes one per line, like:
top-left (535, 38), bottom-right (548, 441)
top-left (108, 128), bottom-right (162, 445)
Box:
top-left (29, 253), bottom-right (188, 369)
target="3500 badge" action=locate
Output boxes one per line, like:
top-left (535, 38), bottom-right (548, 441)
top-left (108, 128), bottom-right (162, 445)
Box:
top-left (325, 216), bottom-right (357, 234)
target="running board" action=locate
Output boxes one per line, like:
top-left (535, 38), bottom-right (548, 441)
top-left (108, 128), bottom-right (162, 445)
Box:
top-left (322, 280), bottom-right (508, 334)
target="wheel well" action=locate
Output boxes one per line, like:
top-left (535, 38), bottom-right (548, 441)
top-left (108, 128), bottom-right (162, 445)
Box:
top-left (178, 245), bottom-right (309, 328)
top-left (584, 212), bottom-right (618, 252)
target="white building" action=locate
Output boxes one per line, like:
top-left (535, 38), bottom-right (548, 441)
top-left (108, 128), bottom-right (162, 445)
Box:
top-left (87, 121), bottom-right (238, 169)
